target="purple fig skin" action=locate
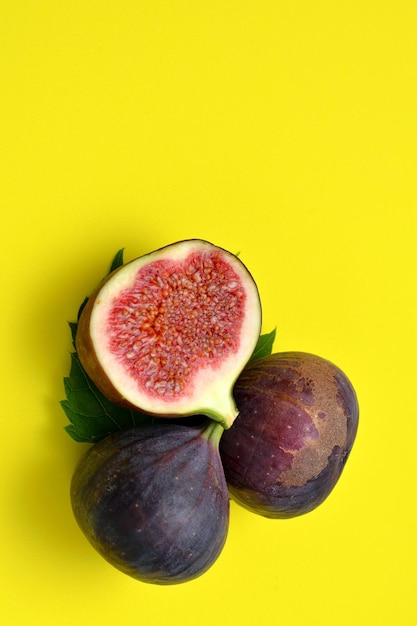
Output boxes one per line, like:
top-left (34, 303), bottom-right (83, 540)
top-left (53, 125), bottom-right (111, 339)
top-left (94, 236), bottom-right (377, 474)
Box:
top-left (219, 352), bottom-right (359, 518)
top-left (71, 421), bottom-right (229, 584)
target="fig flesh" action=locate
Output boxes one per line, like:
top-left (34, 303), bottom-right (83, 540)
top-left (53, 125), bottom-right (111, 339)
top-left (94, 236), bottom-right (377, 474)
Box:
top-left (71, 420), bottom-right (229, 584)
top-left (76, 239), bottom-right (261, 428)
top-left (220, 352), bottom-right (359, 518)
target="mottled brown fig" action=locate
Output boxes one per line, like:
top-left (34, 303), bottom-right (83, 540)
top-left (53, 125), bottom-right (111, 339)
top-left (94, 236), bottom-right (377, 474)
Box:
top-left (219, 352), bottom-right (359, 518)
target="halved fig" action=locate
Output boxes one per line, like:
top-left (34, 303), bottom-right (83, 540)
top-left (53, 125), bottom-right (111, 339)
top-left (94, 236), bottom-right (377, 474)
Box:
top-left (76, 240), bottom-right (261, 428)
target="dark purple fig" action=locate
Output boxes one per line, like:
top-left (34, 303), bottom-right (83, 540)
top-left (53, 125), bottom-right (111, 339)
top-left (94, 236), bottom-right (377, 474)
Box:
top-left (71, 420), bottom-right (229, 584)
top-left (220, 352), bottom-right (359, 518)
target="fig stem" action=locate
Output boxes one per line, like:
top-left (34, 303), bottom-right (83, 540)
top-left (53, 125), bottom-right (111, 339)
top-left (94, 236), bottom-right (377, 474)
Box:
top-left (202, 420), bottom-right (225, 447)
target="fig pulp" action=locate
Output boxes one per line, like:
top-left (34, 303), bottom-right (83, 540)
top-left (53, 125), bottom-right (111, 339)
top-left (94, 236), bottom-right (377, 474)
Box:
top-left (76, 239), bottom-right (262, 428)
top-left (220, 352), bottom-right (359, 518)
top-left (71, 420), bottom-right (229, 584)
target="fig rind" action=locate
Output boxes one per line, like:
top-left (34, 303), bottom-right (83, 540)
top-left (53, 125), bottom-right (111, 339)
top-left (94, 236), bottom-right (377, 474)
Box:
top-left (220, 352), bottom-right (359, 518)
top-left (71, 421), bottom-right (229, 584)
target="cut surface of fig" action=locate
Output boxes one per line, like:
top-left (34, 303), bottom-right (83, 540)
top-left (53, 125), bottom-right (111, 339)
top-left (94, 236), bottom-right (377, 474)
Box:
top-left (70, 420), bottom-right (229, 585)
top-left (220, 352), bottom-right (359, 518)
top-left (76, 240), bottom-right (262, 428)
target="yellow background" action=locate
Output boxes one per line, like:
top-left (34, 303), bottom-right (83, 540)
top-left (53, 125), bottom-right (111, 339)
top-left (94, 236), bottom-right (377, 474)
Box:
top-left (1, 1), bottom-right (416, 624)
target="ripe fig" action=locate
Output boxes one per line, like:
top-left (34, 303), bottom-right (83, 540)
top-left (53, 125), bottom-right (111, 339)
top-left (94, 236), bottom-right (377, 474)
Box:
top-left (71, 420), bottom-right (229, 584)
top-left (220, 352), bottom-right (359, 518)
top-left (76, 239), bottom-right (261, 428)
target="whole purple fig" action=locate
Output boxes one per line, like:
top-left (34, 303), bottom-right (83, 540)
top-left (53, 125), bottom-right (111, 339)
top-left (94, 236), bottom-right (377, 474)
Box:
top-left (220, 352), bottom-right (359, 518)
top-left (71, 420), bottom-right (229, 584)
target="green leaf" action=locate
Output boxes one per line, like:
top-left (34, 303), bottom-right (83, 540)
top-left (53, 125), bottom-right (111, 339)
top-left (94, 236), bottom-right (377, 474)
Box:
top-left (77, 297), bottom-right (89, 322)
top-left (69, 321), bottom-right (78, 346)
top-left (109, 248), bottom-right (124, 273)
top-left (75, 251), bottom-right (124, 327)
top-left (72, 251), bottom-right (125, 336)
top-left (250, 328), bottom-right (276, 362)
top-left (64, 424), bottom-right (91, 443)
top-left (61, 352), bottom-right (156, 443)
top-left (62, 248), bottom-right (152, 442)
